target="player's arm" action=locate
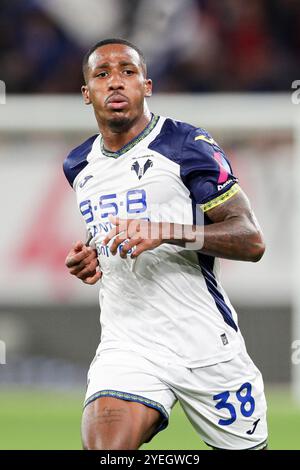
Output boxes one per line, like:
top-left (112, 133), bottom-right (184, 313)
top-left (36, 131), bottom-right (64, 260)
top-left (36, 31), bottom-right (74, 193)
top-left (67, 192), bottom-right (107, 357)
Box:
top-left (103, 128), bottom-right (264, 262)
top-left (102, 188), bottom-right (265, 263)
top-left (65, 241), bottom-right (102, 285)
top-left (176, 127), bottom-right (265, 262)
top-left (191, 186), bottom-right (265, 262)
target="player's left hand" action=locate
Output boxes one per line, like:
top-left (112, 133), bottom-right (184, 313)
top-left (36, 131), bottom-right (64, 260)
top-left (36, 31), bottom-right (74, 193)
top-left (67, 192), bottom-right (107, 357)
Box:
top-left (102, 216), bottom-right (165, 258)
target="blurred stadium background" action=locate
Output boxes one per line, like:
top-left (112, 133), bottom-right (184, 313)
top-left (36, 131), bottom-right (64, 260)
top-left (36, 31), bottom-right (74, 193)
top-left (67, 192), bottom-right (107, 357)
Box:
top-left (1, 0), bottom-right (300, 449)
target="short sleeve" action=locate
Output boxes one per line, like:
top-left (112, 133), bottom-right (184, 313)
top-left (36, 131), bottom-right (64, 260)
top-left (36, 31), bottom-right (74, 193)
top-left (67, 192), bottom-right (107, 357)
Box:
top-left (180, 128), bottom-right (239, 212)
top-left (63, 134), bottom-right (98, 188)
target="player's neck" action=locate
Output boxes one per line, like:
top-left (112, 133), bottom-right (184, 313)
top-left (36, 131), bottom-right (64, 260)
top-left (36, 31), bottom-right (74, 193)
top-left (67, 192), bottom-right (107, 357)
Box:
top-left (99, 109), bottom-right (152, 153)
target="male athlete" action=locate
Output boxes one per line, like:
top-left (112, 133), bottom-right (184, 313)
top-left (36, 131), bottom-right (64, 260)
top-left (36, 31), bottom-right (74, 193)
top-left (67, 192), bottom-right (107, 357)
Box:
top-left (64, 38), bottom-right (268, 450)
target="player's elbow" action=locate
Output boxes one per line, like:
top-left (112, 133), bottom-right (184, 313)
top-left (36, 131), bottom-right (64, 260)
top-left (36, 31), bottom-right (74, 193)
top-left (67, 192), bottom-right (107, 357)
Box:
top-left (246, 231), bottom-right (266, 262)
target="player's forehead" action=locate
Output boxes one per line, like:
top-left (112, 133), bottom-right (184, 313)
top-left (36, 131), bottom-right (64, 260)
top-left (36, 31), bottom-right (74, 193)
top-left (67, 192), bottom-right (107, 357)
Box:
top-left (88, 44), bottom-right (142, 71)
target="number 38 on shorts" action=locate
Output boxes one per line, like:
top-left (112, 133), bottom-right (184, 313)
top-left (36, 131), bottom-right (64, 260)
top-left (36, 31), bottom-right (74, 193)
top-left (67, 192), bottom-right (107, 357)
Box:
top-left (213, 382), bottom-right (255, 426)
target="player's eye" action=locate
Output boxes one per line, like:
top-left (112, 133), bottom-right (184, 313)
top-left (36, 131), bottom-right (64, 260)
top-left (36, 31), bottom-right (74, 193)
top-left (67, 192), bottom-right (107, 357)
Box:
top-left (123, 69), bottom-right (134, 75)
top-left (96, 71), bottom-right (109, 78)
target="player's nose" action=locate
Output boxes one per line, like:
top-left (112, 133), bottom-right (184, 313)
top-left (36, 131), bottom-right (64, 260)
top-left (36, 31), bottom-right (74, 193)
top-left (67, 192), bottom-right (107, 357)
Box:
top-left (107, 72), bottom-right (125, 90)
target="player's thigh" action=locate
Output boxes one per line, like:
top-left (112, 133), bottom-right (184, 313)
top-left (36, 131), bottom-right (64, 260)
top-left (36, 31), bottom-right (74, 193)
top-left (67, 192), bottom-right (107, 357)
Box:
top-left (176, 350), bottom-right (268, 450)
top-left (82, 396), bottom-right (161, 450)
top-left (82, 349), bottom-right (175, 449)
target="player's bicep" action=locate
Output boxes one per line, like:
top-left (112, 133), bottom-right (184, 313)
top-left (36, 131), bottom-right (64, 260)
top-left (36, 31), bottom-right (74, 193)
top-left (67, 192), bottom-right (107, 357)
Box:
top-left (204, 186), bottom-right (260, 229)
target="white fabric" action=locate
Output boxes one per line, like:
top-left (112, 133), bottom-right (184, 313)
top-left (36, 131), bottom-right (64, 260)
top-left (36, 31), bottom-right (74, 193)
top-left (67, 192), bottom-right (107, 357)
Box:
top-left (74, 116), bottom-right (243, 367)
top-left (85, 345), bottom-right (268, 450)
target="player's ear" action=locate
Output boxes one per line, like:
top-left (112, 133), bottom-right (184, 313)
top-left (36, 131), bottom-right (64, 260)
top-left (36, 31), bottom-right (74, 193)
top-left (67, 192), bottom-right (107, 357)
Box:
top-left (81, 85), bottom-right (91, 105)
top-left (144, 79), bottom-right (152, 98)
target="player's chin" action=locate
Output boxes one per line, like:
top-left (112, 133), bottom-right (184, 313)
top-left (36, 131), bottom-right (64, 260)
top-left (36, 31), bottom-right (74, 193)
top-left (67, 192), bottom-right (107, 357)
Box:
top-left (107, 113), bottom-right (133, 132)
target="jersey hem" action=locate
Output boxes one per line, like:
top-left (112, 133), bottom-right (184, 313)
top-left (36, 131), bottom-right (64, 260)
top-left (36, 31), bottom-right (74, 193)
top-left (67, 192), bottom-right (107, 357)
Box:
top-left (206, 438), bottom-right (268, 451)
top-left (96, 340), bottom-right (242, 369)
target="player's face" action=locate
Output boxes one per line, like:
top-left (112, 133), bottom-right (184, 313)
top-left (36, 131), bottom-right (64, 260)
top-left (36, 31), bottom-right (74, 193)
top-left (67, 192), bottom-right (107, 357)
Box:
top-left (81, 44), bottom-right (152, 130)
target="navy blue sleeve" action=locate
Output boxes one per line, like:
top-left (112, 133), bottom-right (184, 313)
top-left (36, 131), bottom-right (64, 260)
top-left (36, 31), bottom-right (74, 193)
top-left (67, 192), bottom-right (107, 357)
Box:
top-left (180, 128), bottom-right (238, 211)
top-left (63, 134), bottom-right (98, 188)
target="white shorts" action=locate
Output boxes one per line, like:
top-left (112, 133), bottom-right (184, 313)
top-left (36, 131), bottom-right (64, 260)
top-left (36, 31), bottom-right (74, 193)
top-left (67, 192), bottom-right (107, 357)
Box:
top-left (84, 346), bottom-right (268, 450)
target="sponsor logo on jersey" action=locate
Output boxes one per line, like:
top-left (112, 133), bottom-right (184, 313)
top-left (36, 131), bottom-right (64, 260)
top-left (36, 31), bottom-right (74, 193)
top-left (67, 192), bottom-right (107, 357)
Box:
top-left (79, 175), bottom-right (94, 188)
top-left (131, 159), bottom-right (153, 180)
top-left (217, 179), bottom-right (232, 191)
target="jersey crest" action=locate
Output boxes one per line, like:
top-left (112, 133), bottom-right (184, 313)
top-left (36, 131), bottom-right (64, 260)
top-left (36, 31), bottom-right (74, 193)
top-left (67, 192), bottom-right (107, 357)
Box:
top-left (131, 158), bottom-right (153, 180)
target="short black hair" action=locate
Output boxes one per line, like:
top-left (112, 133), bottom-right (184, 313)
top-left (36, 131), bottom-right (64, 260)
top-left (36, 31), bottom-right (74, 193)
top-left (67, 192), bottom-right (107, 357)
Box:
top-left (82, 38), bottom-right (147, 81)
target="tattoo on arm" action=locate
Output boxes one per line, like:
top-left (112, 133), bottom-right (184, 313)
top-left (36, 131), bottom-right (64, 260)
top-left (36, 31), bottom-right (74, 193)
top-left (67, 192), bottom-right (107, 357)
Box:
top-left (198, 189), bottom-right (265, 262)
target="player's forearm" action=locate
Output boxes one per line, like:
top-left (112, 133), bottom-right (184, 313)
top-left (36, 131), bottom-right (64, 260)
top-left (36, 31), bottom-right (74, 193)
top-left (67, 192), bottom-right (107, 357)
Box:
top-left (200, 216), bottom-right (265, 261)
top-left (164, 217), bottom-right (265, 262)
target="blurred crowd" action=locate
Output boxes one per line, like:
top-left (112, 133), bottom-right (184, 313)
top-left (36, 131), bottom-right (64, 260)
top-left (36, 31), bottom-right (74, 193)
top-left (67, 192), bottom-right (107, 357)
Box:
top-left (0, 0), bottom-right (299, 93)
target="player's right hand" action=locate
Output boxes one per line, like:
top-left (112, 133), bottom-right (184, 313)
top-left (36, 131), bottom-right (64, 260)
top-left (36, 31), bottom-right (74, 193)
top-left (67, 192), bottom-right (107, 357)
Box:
top-left (65, 241), bottom-right (102, 285)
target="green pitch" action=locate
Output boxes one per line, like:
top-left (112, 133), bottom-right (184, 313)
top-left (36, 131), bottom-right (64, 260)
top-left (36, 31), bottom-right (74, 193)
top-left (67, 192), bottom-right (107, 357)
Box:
top-left (0, 388), bottom-right (298, 450)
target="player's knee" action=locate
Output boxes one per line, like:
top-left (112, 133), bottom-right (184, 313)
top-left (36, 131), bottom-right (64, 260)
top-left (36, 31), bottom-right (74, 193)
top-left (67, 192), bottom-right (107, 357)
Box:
top-left (82, 430), bottom-right (138, 450)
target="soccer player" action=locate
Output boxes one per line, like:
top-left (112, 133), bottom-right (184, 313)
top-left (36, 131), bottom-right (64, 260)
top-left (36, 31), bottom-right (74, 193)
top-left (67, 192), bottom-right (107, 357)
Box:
top-left (64, 38), bottom-right (268, 450)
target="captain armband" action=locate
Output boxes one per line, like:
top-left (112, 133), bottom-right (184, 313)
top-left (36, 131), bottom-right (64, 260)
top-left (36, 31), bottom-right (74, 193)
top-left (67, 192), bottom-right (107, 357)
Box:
top-left (200, 183), bottom-right (240, 213)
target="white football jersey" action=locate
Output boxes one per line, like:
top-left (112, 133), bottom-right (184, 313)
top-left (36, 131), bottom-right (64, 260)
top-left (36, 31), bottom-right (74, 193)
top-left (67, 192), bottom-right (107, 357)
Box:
top-left (64, 114), bottom-right (245, 367)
